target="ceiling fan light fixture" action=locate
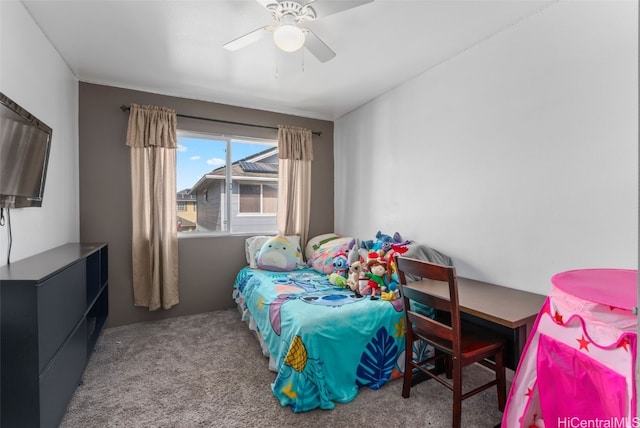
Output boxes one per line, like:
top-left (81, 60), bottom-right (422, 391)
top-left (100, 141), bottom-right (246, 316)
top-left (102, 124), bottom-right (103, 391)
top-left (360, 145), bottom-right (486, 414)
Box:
top-left (273, 24), bottom-right (305, 52)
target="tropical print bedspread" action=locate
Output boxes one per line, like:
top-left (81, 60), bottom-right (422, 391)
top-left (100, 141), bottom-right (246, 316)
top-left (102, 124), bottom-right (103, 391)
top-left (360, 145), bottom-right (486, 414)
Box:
top-left (233, 266), bottom-right (407, 412)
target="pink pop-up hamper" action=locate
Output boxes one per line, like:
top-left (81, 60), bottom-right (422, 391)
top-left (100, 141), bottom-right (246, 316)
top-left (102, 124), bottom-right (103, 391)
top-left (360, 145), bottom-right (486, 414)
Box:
top-left (502, 269), bottom-right (637, 428)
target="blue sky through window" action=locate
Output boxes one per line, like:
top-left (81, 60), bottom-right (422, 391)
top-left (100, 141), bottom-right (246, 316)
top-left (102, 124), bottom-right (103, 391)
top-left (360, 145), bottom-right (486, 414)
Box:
top-left (176, 136), bottom-right (275, 192)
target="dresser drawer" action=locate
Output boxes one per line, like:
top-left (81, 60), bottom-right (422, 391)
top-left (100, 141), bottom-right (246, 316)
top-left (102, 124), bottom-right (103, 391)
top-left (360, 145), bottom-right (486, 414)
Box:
top-left (39, 319), bottom-right (87, 428)
top-left (37, 260), bottom-right (87, 372)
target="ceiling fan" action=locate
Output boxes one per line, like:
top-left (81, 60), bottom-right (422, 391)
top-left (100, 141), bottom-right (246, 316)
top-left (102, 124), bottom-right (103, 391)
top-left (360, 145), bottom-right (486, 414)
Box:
top-left (223, 0), bottom-right (373, 63)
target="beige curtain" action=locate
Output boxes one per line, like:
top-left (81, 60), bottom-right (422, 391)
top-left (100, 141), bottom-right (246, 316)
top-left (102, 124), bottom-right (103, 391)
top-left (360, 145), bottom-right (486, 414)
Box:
top-left (277, 125), bottom-right (313, 249)
top-left (126, 104), bottom-right (179, 311)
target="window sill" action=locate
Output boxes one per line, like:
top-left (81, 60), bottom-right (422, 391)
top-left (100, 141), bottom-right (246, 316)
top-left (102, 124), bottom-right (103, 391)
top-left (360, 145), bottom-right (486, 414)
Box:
top-left (178, 231), bottom-right (278, 239)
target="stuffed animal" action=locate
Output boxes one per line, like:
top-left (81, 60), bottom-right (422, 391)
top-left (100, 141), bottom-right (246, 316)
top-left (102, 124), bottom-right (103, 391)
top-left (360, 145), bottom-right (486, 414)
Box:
top-left (381, 290), bottom-right (399, 301)
top-left (346, 260), bottom-right (364, 296)
top-left (361, 231), bottom-right (411, 254)
top-left (328, 273), bottom-right (347, 288)
top-left (382, 242), bottom-right (410, 291)
top-left (361, 259), bottom-right (391, 300)
top-left (357, 248), bottom-right (385, 265)
top-left (328, 252), bottom-right (349, 288)
top-left (391, 232), bottom-right (411, 246)
top-left (372, 231), bottom-right (395, 252)
top-left (360, 231), bottom-right (390, 251)
top-left (257, 235), bottom-right (299, 272)
top-left (345, 238), bottom-right (360, 266)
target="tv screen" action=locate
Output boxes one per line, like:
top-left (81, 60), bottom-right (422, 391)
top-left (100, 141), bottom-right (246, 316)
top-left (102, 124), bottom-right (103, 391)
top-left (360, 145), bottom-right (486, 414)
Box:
top-left (0, 92), bottom-right (52, 208)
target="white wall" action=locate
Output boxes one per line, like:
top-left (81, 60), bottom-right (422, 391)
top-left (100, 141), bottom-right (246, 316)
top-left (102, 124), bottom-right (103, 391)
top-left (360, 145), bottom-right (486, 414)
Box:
top-left (0, 1), bottom-right (79, 264)
top-left (334, 0), bottom-right (637, 295)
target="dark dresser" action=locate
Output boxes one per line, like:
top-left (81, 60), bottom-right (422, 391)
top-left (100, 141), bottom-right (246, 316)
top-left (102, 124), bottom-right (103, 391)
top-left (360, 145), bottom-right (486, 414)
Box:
top-left (1, 243), bottom-right (108, 428)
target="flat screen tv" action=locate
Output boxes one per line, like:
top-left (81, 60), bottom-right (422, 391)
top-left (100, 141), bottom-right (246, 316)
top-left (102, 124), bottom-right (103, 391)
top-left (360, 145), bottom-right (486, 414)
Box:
top-left (0, 92), bottom-right (52, 208)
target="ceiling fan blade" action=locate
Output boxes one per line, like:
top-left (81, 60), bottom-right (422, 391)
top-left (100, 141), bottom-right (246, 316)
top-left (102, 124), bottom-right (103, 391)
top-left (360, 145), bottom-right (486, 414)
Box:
top-left (223, 26), bottom-right (270, 51)
top-left (304, 29), bottom-right (335, 63)
top-left (302, 0), bottom-right (373, 19)
top-left (255, 0), bottom-right (279, 9)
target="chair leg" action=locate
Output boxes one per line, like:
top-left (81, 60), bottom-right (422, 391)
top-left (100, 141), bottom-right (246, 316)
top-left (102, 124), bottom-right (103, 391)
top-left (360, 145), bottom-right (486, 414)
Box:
top-left (495, 350), bottom-right (506, 411)
top-left (402, 340), bottom-right (413, 398)
top-left (452, 359), bottom-right (462, 428)
top-left (445, 354), bottom-right (453, 379)
top-left (402, 367), bottom-right (412, 398)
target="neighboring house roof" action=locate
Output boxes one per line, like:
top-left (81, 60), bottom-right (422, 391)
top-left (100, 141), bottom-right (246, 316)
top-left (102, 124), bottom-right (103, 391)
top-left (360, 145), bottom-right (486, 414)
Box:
top-left (177, 216), bottom-right (196, 228)
top-left (177, 189), bottom-right (197, 201)
top-left (242, 146), bottom-right (278, 163)
top-left (189, 146), bottom-right (278, 194)
top-left (238, 161), bottom-right (278, 174)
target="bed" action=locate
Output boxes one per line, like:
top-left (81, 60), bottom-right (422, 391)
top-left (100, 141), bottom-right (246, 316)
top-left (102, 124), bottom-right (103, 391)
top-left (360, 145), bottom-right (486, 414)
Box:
top-left (232, 233), bottom-right (452, 412)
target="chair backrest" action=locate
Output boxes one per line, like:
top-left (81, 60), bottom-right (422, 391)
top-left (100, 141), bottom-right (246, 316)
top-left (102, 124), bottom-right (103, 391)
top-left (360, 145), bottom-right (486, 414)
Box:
top-left (395, 255), bottom-right (462, 353)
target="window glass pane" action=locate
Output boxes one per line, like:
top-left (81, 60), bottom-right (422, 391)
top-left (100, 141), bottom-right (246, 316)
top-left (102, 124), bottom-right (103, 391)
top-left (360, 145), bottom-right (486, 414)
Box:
top-left (177, 137), bottom-right (227, 194)
top-left (263, 184), bottom-right (278, 213)
top-left (239, 184), bottom-right (261, 213)
top-left (177, 132), bottom-right (278, 235)
top-left (177, 136), bottom-right (227, 233)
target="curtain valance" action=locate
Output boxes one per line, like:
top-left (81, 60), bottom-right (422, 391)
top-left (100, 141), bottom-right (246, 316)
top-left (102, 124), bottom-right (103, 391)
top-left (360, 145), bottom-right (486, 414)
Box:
top-left (277, 125), bottom-right (313, 161)
top-left (126, 104), bottom-right (177, 149)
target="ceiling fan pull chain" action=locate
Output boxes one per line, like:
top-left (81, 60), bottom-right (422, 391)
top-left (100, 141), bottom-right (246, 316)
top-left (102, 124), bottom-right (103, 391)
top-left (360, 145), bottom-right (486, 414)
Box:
top-left (301, 48), bottom-right (305, 73)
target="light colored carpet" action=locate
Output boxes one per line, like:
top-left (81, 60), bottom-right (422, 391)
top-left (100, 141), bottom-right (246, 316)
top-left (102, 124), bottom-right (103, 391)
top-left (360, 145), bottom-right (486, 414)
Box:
top-left (60, 309), bottom-right (505, 427)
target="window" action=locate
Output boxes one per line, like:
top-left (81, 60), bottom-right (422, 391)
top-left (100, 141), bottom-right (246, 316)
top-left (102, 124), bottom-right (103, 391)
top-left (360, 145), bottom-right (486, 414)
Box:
top-left (239, 183), bottom-right (277, 214)
top-left (177, 201), bottom-right (186, 211)
top-left (176, 131), bottom-right (278, 235)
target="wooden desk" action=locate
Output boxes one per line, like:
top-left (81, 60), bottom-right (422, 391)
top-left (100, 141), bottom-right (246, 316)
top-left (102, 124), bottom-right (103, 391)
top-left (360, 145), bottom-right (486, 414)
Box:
top-left (404, 276), bottom-right (546, 370)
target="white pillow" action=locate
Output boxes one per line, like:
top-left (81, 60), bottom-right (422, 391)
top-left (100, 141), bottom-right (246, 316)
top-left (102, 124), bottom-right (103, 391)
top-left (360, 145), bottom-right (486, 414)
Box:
top-left (246, 236), bottom-right (270, 268)
top-left (246, 235), bottom-right (303, 268)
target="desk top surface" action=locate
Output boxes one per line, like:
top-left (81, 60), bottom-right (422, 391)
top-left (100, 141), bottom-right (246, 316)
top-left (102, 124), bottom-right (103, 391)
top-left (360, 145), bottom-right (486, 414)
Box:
top-left (404, 276), bottom-right (547, 329)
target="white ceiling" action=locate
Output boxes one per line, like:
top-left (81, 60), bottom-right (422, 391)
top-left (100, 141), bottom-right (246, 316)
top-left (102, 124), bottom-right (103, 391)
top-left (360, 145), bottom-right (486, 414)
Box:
top-left (22, 0), bottom-right (552, 121)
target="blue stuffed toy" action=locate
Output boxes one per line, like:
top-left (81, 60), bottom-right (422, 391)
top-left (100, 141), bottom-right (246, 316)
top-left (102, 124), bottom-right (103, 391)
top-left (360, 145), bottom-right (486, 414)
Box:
top-left (361, 231), bottom-right (408, 253)
top-left (328, 252), bottom-right (349, 287)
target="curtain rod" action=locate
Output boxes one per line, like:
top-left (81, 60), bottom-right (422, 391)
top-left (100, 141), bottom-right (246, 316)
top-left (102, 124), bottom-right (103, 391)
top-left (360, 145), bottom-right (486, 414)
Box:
top-left (119, 105), bottom-right (321, 136)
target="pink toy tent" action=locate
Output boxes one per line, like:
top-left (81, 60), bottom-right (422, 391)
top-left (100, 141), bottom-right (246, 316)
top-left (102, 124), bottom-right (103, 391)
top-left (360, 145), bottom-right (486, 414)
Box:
top-left (502, 269), bottom-right (637, 428)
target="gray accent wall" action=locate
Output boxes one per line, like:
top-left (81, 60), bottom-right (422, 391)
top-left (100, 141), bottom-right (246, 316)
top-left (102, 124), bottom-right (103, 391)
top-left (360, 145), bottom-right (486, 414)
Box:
top-left (79, 83), bottom-right (334, 327)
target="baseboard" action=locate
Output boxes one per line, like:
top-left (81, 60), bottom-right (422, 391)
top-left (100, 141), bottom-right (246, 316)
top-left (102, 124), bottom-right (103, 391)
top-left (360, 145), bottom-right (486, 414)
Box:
top-left (475, 363), bottom-right (515, 383)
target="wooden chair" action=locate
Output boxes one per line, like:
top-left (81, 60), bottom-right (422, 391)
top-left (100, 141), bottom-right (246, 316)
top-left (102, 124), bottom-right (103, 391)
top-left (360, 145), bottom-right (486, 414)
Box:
top-left (395, 255), bottom-right (506, 428)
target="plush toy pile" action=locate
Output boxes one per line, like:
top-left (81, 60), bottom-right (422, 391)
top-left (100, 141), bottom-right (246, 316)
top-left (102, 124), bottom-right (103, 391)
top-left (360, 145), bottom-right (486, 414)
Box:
top-left (249, 230), bottom-right (451, 303)
top-left (245, 231), bottom-right (453, 311)
top-left (306, 230), bottom-right (413, 301)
